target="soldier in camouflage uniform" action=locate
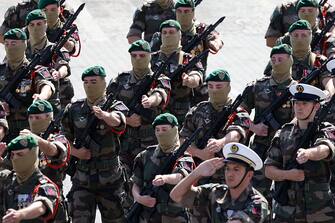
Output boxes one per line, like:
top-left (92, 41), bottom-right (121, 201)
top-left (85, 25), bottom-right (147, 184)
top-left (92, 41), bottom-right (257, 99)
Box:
top-left (25, 9), bottom-right (73, 112)
top-left (62, 66), bottom-right (127, 223)
top-left (265, 83), bottom-right (335, 222)
top-left (180, 69), bottom-right (249, 180)
top-left (127, 0), bottom-right (176, 44)
top-left (0, 0), bottom-right (73, 44)
top-left (241, 44), bottom-right (296, 201)
top-left (264, 20), bottom-right (335, 96)
top-left (264, 0), bottom-right (334, 47)
top-left (170, 142), bottom-right (270, 223)
top-left (107, 40), bottom-right (170, 175)
top-left (0, 134), bottom-right (60, 223)
top-left (150, 0), bottom-right (224, 106)
top-left (38, 0), bottom-right (79, 54)
top-left (151, 19), bottom-right (204, 125)
top-left (131, 113), bottom-right (194, 223)
top-left (0, 28), bottom-right (55, 142)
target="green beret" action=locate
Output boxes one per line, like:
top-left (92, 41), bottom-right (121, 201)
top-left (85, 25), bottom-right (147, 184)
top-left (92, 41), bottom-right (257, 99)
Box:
top-left (38, 0), bottom-right (59, 9)
top-left (0, 119), bottom-right (9, 132)
top-left (296, 0), bottom-right (319, 11)
top-left (3, 28), bottom-right (27, 40)
top-left (152, 113), bottom-right (178, 127)
top-left (288, 19), bottom-right (311, 33)
top-left (7, 135), bottom-right (38, 152)
top-left (81, 65), bottom-right (106, 80)
top-left (27, 100), bottom-right (53, 114)
top-left (205, 69), bottom-right (231, 82)
top-left (160, 19), bottom-right (181, 32)
top-left (175, 0), bottom-right (195, 9)
top-left (26, 9), bottom-right (46, 25)
top-left (270, 44), bottom-right (292, 57)
top-left (128, 40), bottom-right (151, 53)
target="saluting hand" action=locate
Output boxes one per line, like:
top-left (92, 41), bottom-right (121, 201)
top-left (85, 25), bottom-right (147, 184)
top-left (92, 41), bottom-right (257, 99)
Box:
top-left (194, 158), bottom-right (225, 177)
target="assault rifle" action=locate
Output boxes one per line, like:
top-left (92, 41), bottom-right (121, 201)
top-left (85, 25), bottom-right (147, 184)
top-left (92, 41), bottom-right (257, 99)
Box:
top-left (311, 16), bottom-right (335, 52)
top-left (51, 3), bottom-right (85, 43)
top-left (196, 90), bottom-right (246, 149)
top-left (169, 49), bottom-right (209, 81)
top-left (125, 128), bottom-right (202, 223)
top-left (273, 92), bottom-right (335, 205)
top-left (194, 0), bottom-right (203, 7)
top-left (65, 92), bottom-right (122, 177)
top-left (42, 109), bottom-right (65, 140)
top-left (126, 52), bottom-right (176, 122)
top-left (0, 26), bottom-right (75, 109)
top-left (253, 57), bottom-right (335, 131)
top-left (182, 16), bottom-right (225, 53)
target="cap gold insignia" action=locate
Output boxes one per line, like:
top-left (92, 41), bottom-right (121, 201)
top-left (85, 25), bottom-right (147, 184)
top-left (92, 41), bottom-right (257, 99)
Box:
top-left (296, 85), bottom-right (304, 93)
top-left (20, 139), bottom-right (28, 147)
top-left (38, 104), bottom-right (45, 112)
top-left (230, 144), bottom-right (239, 153)
top-left (93, 68), bottom-right (100, 75)
top-left (15, 32), bottom-right (21, 39)
top-left (167, 116), bottom-right (174, 123)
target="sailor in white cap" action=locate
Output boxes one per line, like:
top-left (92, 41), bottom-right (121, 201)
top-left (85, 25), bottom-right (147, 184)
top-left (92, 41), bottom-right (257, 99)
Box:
top-left (170, 142), bottom-right (270, 223)
top-left (265, 83), bottom-right (335, 222)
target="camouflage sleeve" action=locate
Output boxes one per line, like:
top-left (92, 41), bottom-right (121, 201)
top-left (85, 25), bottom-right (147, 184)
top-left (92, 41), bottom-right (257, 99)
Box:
top-left (226, 107), bottom-right (251, 142)
top-left (126, 7), bottom-right (145, 38)
top-left (0, 169), bottom-right (11, 216)
top-left (130, 151), bottom-right (145, 187)
top-left (240, 83), bottom-right (255, 114)
top-left (61, 103), bottom-right (75, 142)
top-left (33, 66), bottom-right (55, 95)
top-left (46, 134), bottom-right (69, 168)
top-left (34, 182), bottom-right (59, 221)
top-left (264, 129), bottom-right (283, 168)
top-left (149, 74), bottom-right (171, 106)
top-left (0, 6), bottom-right (16, 35)
top-left (109, 100), bottom-right (128, 133)
top-left (265, 4), bottom-right (284, 38)
top-left (179, 105), bottom-right (198, 139)
top-left (172, 153), bottom-right (194, 177)
top-left (314, 122), bottom-right (335, 161)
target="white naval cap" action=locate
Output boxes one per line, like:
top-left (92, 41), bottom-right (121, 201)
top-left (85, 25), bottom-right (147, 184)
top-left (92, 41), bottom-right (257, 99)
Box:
top-left (289, 83), bottom-right (327, 101)
top-left (222, 143), bottom-right (263, 171)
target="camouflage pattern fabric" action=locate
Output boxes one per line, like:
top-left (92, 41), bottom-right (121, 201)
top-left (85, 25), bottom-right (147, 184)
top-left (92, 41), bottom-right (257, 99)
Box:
top-left (0, 62), bottom-right (55, 142)
top-left (0, 169), bottom-right (60, 222)
top-left (131, 145), bottom-right (194, 223)
top-left (62, 99), bottom-right (127, 223)
top-left (178, 183), bottom-right (269, 223)
top-left (151, 51), bottom-right (204, 125)
top-left (127, 1), bottom-right (176, 42)
top-left (265, 121), bottom-right (335, 222)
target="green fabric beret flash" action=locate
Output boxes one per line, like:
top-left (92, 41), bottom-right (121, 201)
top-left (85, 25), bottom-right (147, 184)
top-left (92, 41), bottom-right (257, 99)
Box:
top-left (152, 113), bottom-right (179, 127)
top-left (175, 0), bottom-right (195, 9)
top-left (4, 28), bottom-right (27, 40)
top-left (26, 9), bottom-right (46, 25)
top-left (288, 19), bottom-right (311, 33)
top-left (38, 0), bottom-right (59, 9)
top-left (205, 69), bottom-right (231, 82)
top-left (128, 39), bottom-right (151, 53)
top-left (160, 19), bottom-right (181, 32)
top-left (7, 135), bottom-right (38, 152)
top-left (27, 100), bottom-right (53, 114)
top-left (270, 44), bottom-right (292, 57)
top-left (81, 65), bottom-right (106, 80)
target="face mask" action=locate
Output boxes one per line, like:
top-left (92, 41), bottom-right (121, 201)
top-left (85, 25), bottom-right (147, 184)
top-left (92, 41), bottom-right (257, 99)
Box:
top-left (29, 115), bottom-right (52, 134)
top-left (208, 84), bottom-right (231, 111)
top-left (176, 11), bottom-right (195, 32)
top-left (156, 126), bottom-right (180, 153)
top-left (160, 31), bottom-right (181, 55)
top-left (271, 55), bottom-right (293, 83)
top-left (298, 10), bottom-right (318, 28)
top-left (28, 22), bottom-right (48, 50)
top-left (84, 78), bottom-right (107, 104)
top-left (12, 148), bottom-right (39, 183)
top-left (290, 34), bottom-right (312, 59)
top-left (45, 9), bottom-right (60, 28)
top-left (5, 42), bottom-right (27, 70)
top-left (131, 54), bottom-right (151, 79)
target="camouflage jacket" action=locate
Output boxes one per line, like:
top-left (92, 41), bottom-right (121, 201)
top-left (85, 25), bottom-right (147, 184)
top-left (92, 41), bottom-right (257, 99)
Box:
top-left (241, 77), bottom-right (296, 147)
top-left (179, 183), bottom-right (269, 223)
top-left (61, 98), bottom-right (127, 188)
top-left (0, 169), bottom-right (60, 223)
top-left (151, 51), bottom-right (204, 123)
top-left (131, 145), bottom-right (194, 218)
top-left (127, 1), bottom-right (176, 42)
top-left (265, 121), bottom-right (335, 222)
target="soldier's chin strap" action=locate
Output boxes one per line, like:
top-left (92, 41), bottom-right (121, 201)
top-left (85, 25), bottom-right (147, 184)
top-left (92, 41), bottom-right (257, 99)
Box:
top-left (229, 166), bottom-right (252, 189)
top-left (301, 103), bottom-right (317, 121)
